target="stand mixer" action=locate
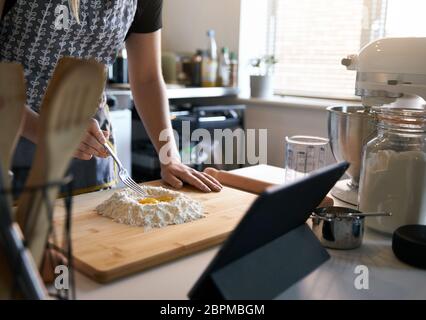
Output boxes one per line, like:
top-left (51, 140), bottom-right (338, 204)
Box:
top-left (327, 106), bottom-right (377, 205)
top-left (342, 37), bottom-right (426, 107)
top-left (328, 37), bottom-right (426, 205)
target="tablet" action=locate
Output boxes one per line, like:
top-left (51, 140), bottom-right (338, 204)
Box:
top-left (189, 162), bottom-right (350, 300)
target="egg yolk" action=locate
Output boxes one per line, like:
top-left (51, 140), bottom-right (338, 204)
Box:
top-left (139, 198), bottom-right (159, 205)
top-left (156, 196), bottom-right (175, 202)
top-left (138, 196), bottom-right (174, 205)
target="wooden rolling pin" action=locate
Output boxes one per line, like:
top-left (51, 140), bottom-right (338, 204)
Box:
top-left (204, 167), bottom-right (334, 208)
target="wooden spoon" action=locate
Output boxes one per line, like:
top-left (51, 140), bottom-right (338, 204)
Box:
top-left (0, 63), bottom-right (26, 188)
top-left (0, 63), bottom-right (26, 297)
top-left (16, 57), bottom-right (106, 267)
top-left (204, 167), bottom-right (334, 207)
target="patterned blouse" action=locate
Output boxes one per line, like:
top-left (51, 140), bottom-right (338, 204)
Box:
top-left (0, 0), bottom-right (163, 193)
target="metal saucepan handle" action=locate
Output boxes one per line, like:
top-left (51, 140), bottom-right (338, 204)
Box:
top-left (311, 212), bottom-right (392, 221)
top-left (346, 212), bottom-right (392, 218)
top-left (310, 214), bottom-right (334, 222)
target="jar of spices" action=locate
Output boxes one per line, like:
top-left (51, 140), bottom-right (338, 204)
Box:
top-left (358, 108), bottom-right (426, 235)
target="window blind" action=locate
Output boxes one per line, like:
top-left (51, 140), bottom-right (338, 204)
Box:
top-left (269, 0), bottom-right (426, 99)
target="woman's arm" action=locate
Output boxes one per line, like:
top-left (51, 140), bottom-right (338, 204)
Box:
top-left (21, 106), bottom-right (39, 144)
top-left (126, 31), bottom-right (222, 192)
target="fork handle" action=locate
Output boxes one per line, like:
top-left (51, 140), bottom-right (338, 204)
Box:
top-left (104, 143), bottom-right (124, 169)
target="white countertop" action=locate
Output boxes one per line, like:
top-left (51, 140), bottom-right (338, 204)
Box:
top-left (73, 165), bottom-right (426, 300)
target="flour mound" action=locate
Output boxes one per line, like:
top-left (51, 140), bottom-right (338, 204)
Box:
top-left (96, 186), bottom-right (204, 230)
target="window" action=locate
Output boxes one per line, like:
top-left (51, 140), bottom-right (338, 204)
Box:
top-left (255, 0), bottom-right (426, 99)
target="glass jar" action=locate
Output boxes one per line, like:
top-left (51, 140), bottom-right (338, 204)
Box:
top-left (358, 108), bottom-right (426, 235)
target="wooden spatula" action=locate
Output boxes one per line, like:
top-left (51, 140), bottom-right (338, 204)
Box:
top-left (0, 62), bottom-right (38, 299)
top-left (16, 57), bottom-right (106, 267)
top-left (0, 63), bottom-right (26, 188)
top-left (204, 167), bottom-right (334, 207)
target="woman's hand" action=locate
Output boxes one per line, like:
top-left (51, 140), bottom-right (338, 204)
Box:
top-left (74, 118), bottom-right (109, 160)
top-left (161, 159), bottom-right (222, 193)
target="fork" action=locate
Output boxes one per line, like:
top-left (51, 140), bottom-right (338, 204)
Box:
top-left (104, 143), bottom-right (147, 197)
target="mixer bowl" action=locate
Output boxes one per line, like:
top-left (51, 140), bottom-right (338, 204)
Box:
top-left (327, 106), bottom-right (377, 185)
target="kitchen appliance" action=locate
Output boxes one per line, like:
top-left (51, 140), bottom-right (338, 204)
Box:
top-left (341, 37), bottom-right (426, 232)
top-left (311, 207), bottom-right (391, 250)
top-left (342, 37), bottom-right (426, 108)
top-left (327, 106), bottom-right (377, 205)
top-left (132, 104), bottom-right (246, 181)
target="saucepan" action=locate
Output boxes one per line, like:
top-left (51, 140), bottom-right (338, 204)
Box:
top-left (311, 207), bottom-right (391, 250)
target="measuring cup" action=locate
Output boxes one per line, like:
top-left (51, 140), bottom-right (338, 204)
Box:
top-left (284, 135), bottom-right (329, 183)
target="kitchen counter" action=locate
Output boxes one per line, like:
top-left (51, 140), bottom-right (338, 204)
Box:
top-left (73, 165), bottom-right (426, 300)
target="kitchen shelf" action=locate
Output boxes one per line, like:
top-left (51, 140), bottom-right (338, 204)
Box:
top-left (106, 84), bottom-right (239, 100)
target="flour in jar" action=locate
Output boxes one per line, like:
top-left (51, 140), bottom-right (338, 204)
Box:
top-left (359, 150), bottom-right (426, 234)
top-left (96, 186), bottom-right (204, 230)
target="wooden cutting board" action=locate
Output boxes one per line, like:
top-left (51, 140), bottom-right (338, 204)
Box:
top-left (53, 181), bottom-right (257, 283)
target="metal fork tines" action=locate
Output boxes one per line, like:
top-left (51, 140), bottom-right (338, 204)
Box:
top-left (119, 168), bottom-right (146, 196)
top-left (103, 143), bottom-right (146, 197)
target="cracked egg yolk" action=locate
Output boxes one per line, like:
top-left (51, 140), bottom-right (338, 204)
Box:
top-left (139, 196), bottom-right (175, 205)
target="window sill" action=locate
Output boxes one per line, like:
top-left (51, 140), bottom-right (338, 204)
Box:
top-left (237, 95), bottom-right (361, 111)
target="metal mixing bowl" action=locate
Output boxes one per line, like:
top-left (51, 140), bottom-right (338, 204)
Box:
top-left (327, 106), bottom-right (377, 186)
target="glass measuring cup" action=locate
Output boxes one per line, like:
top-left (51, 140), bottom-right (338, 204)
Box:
top-left (284, 135), bottom-right (329, 182)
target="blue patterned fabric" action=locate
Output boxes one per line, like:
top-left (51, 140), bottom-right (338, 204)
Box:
top-left (0, 0), bottom-right (138, 193)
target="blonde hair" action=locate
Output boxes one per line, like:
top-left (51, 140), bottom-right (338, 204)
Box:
top-left (70, 0), bottom-right (80, 23)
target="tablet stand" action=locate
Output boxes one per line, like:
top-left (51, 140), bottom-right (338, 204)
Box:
top-left (193, 224), bottom-right (329, 300)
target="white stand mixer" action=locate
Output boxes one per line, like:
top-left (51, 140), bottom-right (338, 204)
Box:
top-left (343, 37), bottom-right (426, 107)
top-left (329, 37), bottom-right (426, 205)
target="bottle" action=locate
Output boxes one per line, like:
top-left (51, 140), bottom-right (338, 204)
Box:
top-left (217, 47), bottom-right (231, 87)
top-left (179, 56), bottom-right (193, 86)
top-left (229, 52), bottom-right (238, 88)
top-left (201, 29), bottom-right (218, 87)
top-left (110, 47), bottom-right (129, 84)
top-left (358, 107), bottom-right (426, 234)
top-left (190, 49), bottom-right (203, 87)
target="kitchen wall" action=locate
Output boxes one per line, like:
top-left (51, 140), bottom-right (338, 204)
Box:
top-left (162, 0), bottom-right (270, 94)
top-left (162, 0), bottom-right (241, 54)
top-left (242, 98), bottom-right (346, 168)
